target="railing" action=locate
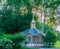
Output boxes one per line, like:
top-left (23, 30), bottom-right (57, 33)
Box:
top-left (21, 42), bottom-right (54, 48)
top-left (21, 42), bottom-right (44, 47)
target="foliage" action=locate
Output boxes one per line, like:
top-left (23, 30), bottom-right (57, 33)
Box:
top-left (57, 33), bottom-right (60, 40)
top-left (44, 30), bottom-right (58, 48)
top-left (36, 21), bottom-right (42, 30)
top-left (36, 21), bottom-right (53, 33)
top-left (0, 0), bottom-right (33, 34)
top-left (0, 38), bottom-right (13, 49)
top-left (21, 47), bottom-right (39, 49)
top-left (43, 24), bottom-right (53, 33)
top-left (7, 0), bottom-right (31, 12)
top-left (0, 30), bottom-right (5, 35)
top-left (10, 33), bottom-right (25, 49)
top-left (0, 0), bottom-right (59, 48)
top-left (0, 0), bottom-right (60, 34)
top-left (0, 33), bottom-right (25, 49)
top-left (54, 41), bottom-right (60, 48)
top-left (0, 9), bottom-right (32, 34)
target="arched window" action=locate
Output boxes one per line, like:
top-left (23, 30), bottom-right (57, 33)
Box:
top-left (27, 35), bottom-right (32, 42)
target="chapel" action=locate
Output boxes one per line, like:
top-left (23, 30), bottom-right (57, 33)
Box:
top-left (22, 16), bottom-right (45, 47)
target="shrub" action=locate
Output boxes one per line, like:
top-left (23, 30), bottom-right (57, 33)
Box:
top-left (0, 38), bottom-right (13, 49)
top-left (0, 33), bottom-right (25, 49)
top-left (44, 30), bottom-right (58, 48)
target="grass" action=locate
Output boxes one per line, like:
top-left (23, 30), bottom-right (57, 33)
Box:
top-left (54, 41), bottom-right (60, 48)
top-left (21, 47), bottom-right (39, 49)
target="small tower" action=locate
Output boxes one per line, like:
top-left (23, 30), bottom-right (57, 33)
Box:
top-left (31, 15), bottom-right (36, 28)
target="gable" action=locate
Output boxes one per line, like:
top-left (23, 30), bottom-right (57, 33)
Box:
top-left (25, 32), bottom-right (33, 37)
top-left (22, 28), bottom-right (45, 36)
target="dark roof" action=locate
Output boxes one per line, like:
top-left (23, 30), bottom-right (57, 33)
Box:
top-left (29, 28), bottom-right (40, 35)
top-left (23, 29), bottom-right (30, 34)
top-left (22, 28), bottom-right (45, 36)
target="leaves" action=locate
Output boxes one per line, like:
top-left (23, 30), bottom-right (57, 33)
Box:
top-left (44, 29), bottom-right (58, 47)
top-left (0, 32), bottom-right (25, 49)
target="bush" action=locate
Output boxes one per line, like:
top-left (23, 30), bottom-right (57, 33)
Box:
top-left (44, 30), bottom-right (58, 48)
top-left (0, 38), bottom-right (13, 49)
top-left (10, 33), bottom-right (25, 49)
top-left (0, 30), bottom-right (5, 36)
top-left (0, 33), bottom-right (25, 49)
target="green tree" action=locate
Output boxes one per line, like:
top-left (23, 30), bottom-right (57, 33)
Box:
top-left (0, 0), bottom-right (60, 34)
top-left (0, 0), bottom-right (32, 34)
top-left (44, 30), bottom-right (58, 48)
